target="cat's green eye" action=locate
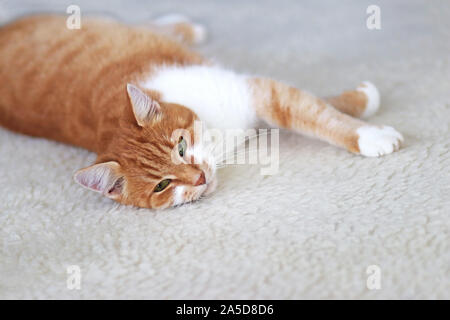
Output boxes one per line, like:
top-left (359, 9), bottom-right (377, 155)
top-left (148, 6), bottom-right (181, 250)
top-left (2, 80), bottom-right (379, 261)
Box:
top-left (154, 179), bottom-right (171, 192)
top-left (178, 136), bottom-right (187, 157)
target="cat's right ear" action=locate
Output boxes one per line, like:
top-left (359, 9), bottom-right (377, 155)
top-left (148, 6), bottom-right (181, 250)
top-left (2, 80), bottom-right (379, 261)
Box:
top-left (126, 83), bottom-right (161, 127)
top-left (73, 161), bottom-right (125, 199)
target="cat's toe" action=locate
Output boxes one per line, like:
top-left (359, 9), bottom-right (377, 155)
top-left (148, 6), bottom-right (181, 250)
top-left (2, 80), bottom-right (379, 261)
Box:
top-left (357, 81), bottom-right (380, 118)
top-left (190, 23), bottom-right (207, 44)
top-left (153, 13), bottom-right (191, 25)
top-left (153, 13), bottom-right (207, 44)
top-left (356, 125), bottom-right (403, 157)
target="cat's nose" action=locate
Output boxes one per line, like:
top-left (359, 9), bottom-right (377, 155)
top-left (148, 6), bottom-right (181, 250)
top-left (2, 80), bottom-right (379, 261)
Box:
top-left (194, 171), bottom-right (206, 186)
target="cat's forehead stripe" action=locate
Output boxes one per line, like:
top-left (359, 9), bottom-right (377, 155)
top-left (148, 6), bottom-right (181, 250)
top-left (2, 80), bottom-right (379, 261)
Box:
top-left (149, 140), bottom-right (172, 155)
top-left (137, 163), bottom-right (162, 179)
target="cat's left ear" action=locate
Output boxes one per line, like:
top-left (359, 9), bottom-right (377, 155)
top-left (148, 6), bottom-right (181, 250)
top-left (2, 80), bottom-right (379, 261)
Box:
top-left (73, 161), bottom-right (125, 199)
top-left (126, 83), bottom-right (161, 126)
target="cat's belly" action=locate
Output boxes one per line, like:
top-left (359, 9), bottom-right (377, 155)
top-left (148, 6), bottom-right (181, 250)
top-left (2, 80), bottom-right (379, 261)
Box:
top-left (141, 64), bottom-right (258, 130)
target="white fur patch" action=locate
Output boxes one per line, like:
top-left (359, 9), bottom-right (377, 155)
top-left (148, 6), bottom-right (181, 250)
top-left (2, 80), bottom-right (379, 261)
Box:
top-left (357, 81), bottom-right (380, 118)
top-left (186, 144), bottom-right (204, 164)
top-left (357, 126), bottom-right (404, 157)
top-left (141, 65), bottom-right (257, 130)
top-left (173, 186), bottom-right (185, 206)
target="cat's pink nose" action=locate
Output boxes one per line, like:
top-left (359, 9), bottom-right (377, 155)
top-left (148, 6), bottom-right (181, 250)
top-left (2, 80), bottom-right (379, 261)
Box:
top-left (194, 171), bottom-right (206, 186)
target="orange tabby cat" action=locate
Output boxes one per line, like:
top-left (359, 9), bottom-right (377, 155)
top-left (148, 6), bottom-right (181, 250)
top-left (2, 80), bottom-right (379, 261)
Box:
top-left (0, 14), bottom-right (403, 209)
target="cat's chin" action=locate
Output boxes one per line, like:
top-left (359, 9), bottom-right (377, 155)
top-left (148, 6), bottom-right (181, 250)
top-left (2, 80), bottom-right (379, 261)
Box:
top-left (203, 177), bottom-right (217, 196)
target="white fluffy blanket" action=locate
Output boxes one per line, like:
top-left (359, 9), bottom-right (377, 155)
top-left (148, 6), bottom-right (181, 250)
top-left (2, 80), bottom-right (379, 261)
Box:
top-left (0, 0), bottom-right (449, 299)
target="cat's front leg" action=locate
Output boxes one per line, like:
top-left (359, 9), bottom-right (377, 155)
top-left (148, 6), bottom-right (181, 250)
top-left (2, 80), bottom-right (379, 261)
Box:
top-left (248, 78), bottom-right (403, 157)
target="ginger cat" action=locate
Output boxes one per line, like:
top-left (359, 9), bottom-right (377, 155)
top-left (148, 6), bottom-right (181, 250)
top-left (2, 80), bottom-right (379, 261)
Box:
top-left (0, 14), bottom-right (403, 209)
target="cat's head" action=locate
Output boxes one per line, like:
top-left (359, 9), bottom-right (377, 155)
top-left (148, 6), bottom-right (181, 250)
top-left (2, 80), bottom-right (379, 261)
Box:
top-left (73, 84), bottom-right (217, 209)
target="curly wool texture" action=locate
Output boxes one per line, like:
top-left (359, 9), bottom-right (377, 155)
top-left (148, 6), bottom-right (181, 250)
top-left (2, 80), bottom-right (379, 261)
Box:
top-left (0, 0), bottom-right (449, 299)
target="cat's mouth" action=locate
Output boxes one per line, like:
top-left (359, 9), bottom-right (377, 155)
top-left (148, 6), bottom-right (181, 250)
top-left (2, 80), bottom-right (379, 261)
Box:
top-left (203, 177), bottom-right (217, 196)
top-left (180, 176), bottom-right (217, 206)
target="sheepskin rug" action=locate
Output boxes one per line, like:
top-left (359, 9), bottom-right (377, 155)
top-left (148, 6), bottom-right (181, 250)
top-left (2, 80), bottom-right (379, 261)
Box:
top-left (0, 0), bottom-right (449, 299)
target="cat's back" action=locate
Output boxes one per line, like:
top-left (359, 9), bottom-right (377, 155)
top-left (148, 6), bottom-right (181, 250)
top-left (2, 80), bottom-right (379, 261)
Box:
top-left (0, 15), bottom-right (203, 145)
top-left (0, 14), bottom-right (203, 94)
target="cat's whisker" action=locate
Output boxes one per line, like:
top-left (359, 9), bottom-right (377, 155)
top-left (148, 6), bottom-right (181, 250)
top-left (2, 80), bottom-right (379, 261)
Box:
top-left (215, 147), bottom-right (261, 164)
top-left (1, 14), bottom-right (402, 211)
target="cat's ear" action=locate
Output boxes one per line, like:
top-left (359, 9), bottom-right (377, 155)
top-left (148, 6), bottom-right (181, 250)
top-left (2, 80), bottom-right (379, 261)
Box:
top-left (126, 83), bottom-right (161, 126)
top-left (74, 161), bottom-right (125, 199)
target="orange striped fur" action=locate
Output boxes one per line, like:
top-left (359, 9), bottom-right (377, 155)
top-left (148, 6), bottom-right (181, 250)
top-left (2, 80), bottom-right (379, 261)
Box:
top-left (0, 15), bottom-right (210, 209)
top-left (0, 15), bottom-right (403, 208)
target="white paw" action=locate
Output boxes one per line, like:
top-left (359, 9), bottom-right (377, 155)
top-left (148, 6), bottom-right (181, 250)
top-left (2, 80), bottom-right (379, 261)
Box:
top-left (357, 81), bottom-right (380, 118)
top-left (153, 13), bottom-right (190, 25)
top-left (191, 23), bottom-right (207, 43)
top-left (357, 126), bottom-right (403, 157)
top-left (153, 13), bottom-right (207, 44)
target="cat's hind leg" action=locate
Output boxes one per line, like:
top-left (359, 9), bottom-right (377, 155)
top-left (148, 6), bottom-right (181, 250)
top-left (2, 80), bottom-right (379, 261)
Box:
top-left (325, 81), bottom-right (380, 119)
top-left (249, 78), bottom-right (403, 157)
top-left (146, 14), bottom-right (207, 45)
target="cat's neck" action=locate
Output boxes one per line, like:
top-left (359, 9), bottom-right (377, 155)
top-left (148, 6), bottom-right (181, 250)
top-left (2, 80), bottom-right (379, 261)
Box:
top-left (95, 63), bottom-right (259, 154)
top-left (140, 64), bottom-right (258, 130)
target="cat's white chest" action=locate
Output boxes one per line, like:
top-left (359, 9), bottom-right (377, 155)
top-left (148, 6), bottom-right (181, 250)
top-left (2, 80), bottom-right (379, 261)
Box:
top-left (141, 65), bottom-right (257, 130)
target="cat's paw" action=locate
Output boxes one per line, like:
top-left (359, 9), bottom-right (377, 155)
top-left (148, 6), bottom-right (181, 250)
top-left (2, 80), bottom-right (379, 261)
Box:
top-left (357, 125), bottom-right (403, 157)
top-left (153, 13), bottom-right (207, 44)
top-left (190, 23), bottom-right (207, 44)
top-left (356, 81), bottom-right (380, 118)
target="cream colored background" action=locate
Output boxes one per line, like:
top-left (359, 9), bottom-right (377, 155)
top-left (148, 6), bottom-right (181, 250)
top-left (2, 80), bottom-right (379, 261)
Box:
top-left (0, 0), bottom-right (449, 299)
